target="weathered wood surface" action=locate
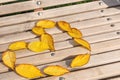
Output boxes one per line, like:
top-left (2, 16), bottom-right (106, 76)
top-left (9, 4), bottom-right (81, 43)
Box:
top-left (0, 0), bottom-right (83, 15)
top-left (0, 0), bottom-right (120, 27)
top-left (0, 0), bottom-right (120, 80)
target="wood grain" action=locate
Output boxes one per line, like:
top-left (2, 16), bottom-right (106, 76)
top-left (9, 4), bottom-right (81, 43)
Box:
top-left (0, 49), bottom-right (120, 80)
top-left (0, 0), bottom-right (82, 15)
top-left (0, 38), bottom-right (120, 73)
top-left (39, 62), bottom-right (120, 80)
top-left (0, 22), bottom-right (119, 52)
top-left (1, 6), bottom-right (120, 35)
top-left (0, 13), bottom-right (119, 46)
top-left (0, 0), bottom-right (120, 26)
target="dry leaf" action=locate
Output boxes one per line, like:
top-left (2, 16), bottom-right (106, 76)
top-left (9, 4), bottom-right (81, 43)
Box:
top-left (32, 26), bottom-right (45, 35)
top-left (74, 38), bottom-right (91, 50)
top-left (44, 65), bottom-right (69, 76)
top-left (15, 64), bottom-right (44, 79)
top-left (57, 21), bottom-right (72, 32)
top-left (2, 51), bottom-right (16, 70)
top-left (28, 40), bottom-right (49, 52)
top-left (71, 53), bottom-right (90, 68)
top-left (9, 41), bottom-right (27, 51)
top-left (68, 28), bottom-right (82, 38)
top-left (41, 33), bottom-right (55, 51)
top-left (36, 20), bottom-right (56, 28)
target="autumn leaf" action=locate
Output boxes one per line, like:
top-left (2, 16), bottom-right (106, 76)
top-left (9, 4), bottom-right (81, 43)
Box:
top-left (43, 65), bottom-right (69, 76)
top-left (41, 33), bottom-right (55, 51)
top-left (57, 21), bottom-right (72, 32)
top-left (74, 38), bottom-right (91, 51)
top-left (32, 26), bottom-right (45, 35)
top-left (71, 53), bottom-right (90, 68)
top-left (68, 28), bottom-right (82, 38)
top-left (36, 20), bottom-right (56, 28)
top-left (9, 41), bottom-right (27, 51)
top-left (28, 40), bottom-right (49, 52)
top-left (2, 51), bottom-right (16, 70)
top-left (15, 64), bottom-right (44, 79)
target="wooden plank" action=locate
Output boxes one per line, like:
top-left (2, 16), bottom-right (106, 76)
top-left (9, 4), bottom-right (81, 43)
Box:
top-left (0, 0), bottom-right (16, 3)
top-left (39, 0), bottom-right (84, 7)
top-left (0, 21), bottom-right (120, 52)
top-left (1, 29), bottom-right (119, 56)
top-left (0, 0), bottom-right (83, 15)
top-left (0, 0), bottom-right (120, 26)
top-left (0, 1), bottom-right (40, 15)
top-left (35, 50), bottom-right (120, 71)
top-left (0, 50), bottom-right (120, 80)
top-left (13, 39), bottom-right (120, 65)
top-left (0, 0), bottom-right (84, 4)
top-left (0, 13), bottom-right (120, 45)
top-left (0, 38), bottom-right (120, 73)
top-left (38, 62), bottom-right (120, 80)
top-left (13, 30), bottom-right (120, 57)
top-left (52, 12), bottom-right (120, 27)
top-left (1, 6), bottom-right (120, 35)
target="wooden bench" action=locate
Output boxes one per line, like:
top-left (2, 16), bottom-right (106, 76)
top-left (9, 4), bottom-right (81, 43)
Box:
top-left (0, 0), bottom-right (120, 80)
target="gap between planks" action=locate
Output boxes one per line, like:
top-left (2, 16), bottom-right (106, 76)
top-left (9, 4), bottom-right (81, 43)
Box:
top-left (0, 0), bottom-right (82, 15)
top-left (0, 29), bottom-right (120, 57)
top-left (38, 62), bottom-right (120, 80)
top-left (0, 0), bottom-right (120, 26)
top-left (0, 0), bottom-right (119, 79)
top-left (0, 49), bottom-right (120, 80)
top-left (0, 0), bottom-right (16, 4)
top-left (0, 6), bottom-right (120, 35)
top-left (108, 77), bottom-right (120, 80)
top-left (0, 37), bottom-right (120, 73)
top-left (0, 13), bottom-right (120, 47)
top-left (0, 21), bottom-right (119, 52)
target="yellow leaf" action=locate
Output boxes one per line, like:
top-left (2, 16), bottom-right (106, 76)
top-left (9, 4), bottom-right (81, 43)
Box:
top-left (15, 64), bottom-right (44, 79)
top-left (74, 38), bottom-right (91, 51)
top-left (68, 28), bottom-right (82, 38)
top-left (9, 41), bottom-right (27, 51)
top-left (36, 20), bottom-right (56, 28)
top-left (41, 33), bottom-right (55, 51)
top-left (32, 26), bottom-right (45, 35)
top-left (57, 21), bottom-right (72, 32)
top-left (71, 53), bottom-right (90, 68)
top-left (2, 51), bottom-right (16, 70)
top-left (28, 40), bottom-right (49, 52)
top-left (44, 65), bottom-right (69, 76)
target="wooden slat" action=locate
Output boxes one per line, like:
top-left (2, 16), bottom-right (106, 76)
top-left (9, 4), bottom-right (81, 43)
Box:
top-left (35, 49), bottom-right (120, 71)
top-left (0, 50), bottom-right (120, 80)
top-left (35, 50), bottom-right (120, 72)
top-left (0, 29), bottom-right (119, 55)
top-left (0, 0), bottom-right (83, 15)
top-left (13, 39), bottom-right (120, 65)
top-left (39, 62), bottom-right (120, 80)
top-left (0, 13), bottom-right (120, 45)
top-left (0, 1), bottom-right (40, 15)
top-left (0, 21), bottom-right (119, 52)
top-left (0, 37), bottom-right (120, 73)
top-left (7, 30), bottom-right (120, 57)
top-left (0, 0), bottom-right (84, 4)
top-left (39, 0), bottom-right (84, 7)
top-left (0, 0), bottom-right (120, 26)
top-left (52, 13), bottom-right (120, 27)
top-left (0, 0), bottom-right (16, 3)
top-left (1, 6), bottom-right (120, 35)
